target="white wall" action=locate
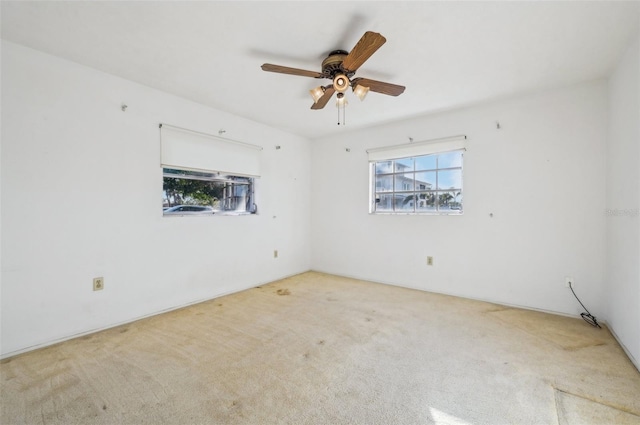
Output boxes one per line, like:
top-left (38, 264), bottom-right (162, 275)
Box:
top-left (0, 41), bottom-right (312, 357)
top-left (311, 81), bottom-right (608, 317)
top-left (606, 34), bottom-right (640, 368)
top-left (3, 36), bottom-right (633, 364)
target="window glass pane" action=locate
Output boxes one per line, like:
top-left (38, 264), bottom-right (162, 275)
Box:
top-left (163, 178), bottom-right (221, 212)
top-left (396, 173), bottom-right (414, 192)
top-left (416, 192), bottom-right (437, 212)
top-left (375, 161), bottom-right (393, 174)
top-left (375, 175), bottom-right (393, 192)
top-left (375, 194), bottom-right (394, 212)
top-left (450, 192), bottom-right (463, 212)
top-left (221, 182), bottom-right (250, 212)
top-left (437, 169), bottom-right (462, 190)
top-left (438, 151), bottom-right (463, 168)
top-left (437, 191), bottom-right (461, 210)
top-left (435, 191), bottom-right (445, 209)
top-left (394, 194), bottom-right (415, 212)
top-left (394, 157), bottom-right (414, 172)
top-left (415, 155), bottom-right (437, 171)
top-left (415, 171), bottom-right (436, 190)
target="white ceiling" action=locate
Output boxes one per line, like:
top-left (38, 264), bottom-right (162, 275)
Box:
top-left (2, 1), bottom-right (638, 140)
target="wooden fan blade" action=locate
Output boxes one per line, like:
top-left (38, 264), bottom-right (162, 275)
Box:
top-left (342, 31), bottom-right (386, 72)
top-left (353, 78), bottom-right (405, 96)
top-left (261, 63), bottom-right (324, 78)
top-left (311, 87), bottom-right (335, 110)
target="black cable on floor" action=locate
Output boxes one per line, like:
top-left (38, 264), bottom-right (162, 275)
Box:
top-left (569, 282), bottom-right (601, 328)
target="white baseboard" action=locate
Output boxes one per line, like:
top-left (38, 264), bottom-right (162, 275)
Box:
top-left (1, 269), bottom-right (311, 360)
top-left (607, 325), bottom-right (640, 373)
top-left (311, 268), bottom-right (640, 371)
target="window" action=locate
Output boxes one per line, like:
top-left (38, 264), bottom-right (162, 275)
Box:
top-left (367, 135), bottom-right (466, 214)
top-left (159, 124), bottom-right (262, 216)
top-left (163, 169), bottom-right (255, 215)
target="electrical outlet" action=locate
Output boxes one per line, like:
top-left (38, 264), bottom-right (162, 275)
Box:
top-left (565, 276), bottom-right (574, 288)
top-left (427, 256), bottom-right (434, 266)
top-left (93, 277), bottom-right (104, 291)
top-left (274, 250), bottom-right (278, 259)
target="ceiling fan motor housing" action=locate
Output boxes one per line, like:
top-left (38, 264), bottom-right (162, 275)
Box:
top-left (322, 50), bottom-right (355, 78)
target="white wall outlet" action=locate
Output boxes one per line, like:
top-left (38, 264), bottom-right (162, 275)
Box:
top-left (427, 256), bottom-right (434, 266)
top-left (274, 250), bottom-right (278, 259)
top-left (565, 276), bottom-right (574, 288)
top-left (93, 277), bottom-right (104, 291)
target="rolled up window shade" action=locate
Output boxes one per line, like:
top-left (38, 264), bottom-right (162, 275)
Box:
top-left (160, 124), bottom-right (262, 177)
top-left (367, 135), bottom-right (466, 162)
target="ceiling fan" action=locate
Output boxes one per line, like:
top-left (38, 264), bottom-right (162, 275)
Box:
top-left (261, 31), bottom-right (405, 111)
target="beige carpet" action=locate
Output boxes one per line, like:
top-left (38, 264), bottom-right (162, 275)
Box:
top-left (1, 272), bottom-right (639, 424)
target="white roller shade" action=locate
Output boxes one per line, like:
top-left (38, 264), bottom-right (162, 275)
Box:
top-left (367, 135), bottom-right (466, 162)
top-left (160, 124), bottom-right (262, 177)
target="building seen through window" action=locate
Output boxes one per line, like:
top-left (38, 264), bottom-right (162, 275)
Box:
top-left (371, 150), bottom-right (463, 214)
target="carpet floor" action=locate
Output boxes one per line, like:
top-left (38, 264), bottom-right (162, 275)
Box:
top-left (1, 271), bottom-right (639, 424)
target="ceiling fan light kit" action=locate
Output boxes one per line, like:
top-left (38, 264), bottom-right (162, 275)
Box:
top-left (333, 74), bottom-right (350, 93)
top-left (261, 31), bottom-right (405, 124)
top-left (309, 86), bottom-right (326, 103)
top-left (353, 84), bottom-right (370, 101)
top-left (336, 92), bottom-right (348, 107)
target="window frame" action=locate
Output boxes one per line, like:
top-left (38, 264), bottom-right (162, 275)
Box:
top-left (162, 167), bottom-right (257, 217)
top-left (369, 149), bottom-right (464, 215)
